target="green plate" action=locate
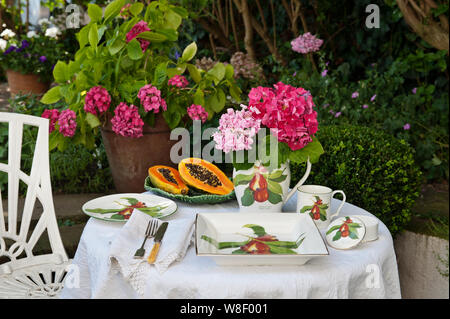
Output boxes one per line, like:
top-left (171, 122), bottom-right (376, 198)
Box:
top-left (144, 176), bottom-right (236, 204)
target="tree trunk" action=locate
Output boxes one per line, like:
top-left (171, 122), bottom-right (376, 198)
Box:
top-left (233, 0), bottom-right (256, 61)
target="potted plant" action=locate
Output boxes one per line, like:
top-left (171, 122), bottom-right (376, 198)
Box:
top-left (212, 82), bottom-right (324, 212)
top-left (39, 0), bottom-right (241, 192)
top-left (0, 20), bottom-right (66, 96)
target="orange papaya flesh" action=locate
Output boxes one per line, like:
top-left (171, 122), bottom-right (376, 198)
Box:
top-left (148, 165), bottom-right (189, 195)
top-left (178, 158), bottom-right (234, 195)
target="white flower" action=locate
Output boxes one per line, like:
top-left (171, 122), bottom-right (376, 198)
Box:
top-left (2, 24), bottom-right (6, 27)
top-left (45, 27), bottom-right (61, 38)
top-left (38, 18), bottom-right (50, 25)
top-left (0, 39), bottom-right (7, 51)
top-left (27, 30), bottom-right (37, 38)
top-left (1, 28), bottom-right (16, 39)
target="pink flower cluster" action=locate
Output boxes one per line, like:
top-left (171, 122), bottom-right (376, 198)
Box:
top-left (126, 21), bottom-right (151, 52)
top-left (168, 75), bottom-right (189, 88)
top-left (187, 104), bottom-right (208, 123)
top-left (137, 84), bottom-right (167, 113)
top-left (291, 32), bottom-right (323, 54)
top-left (111, 102), bottom-right (144, 138)
top-left (58, 109), bottom-right (77, 137)
top-left (41, 109), bottom-right (60, 133)
top-left (84, 86), bottom-right (111, 115)
top-left (248, 82), bottom-right (318, 151)
top-left (213, 105), bottom-right (261, 153)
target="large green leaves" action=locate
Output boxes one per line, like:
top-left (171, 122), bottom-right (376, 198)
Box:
top-left (104, 0), bottom-right (126, 22)
top-left (53, 61), bottom-right (69, 83)
top-left (288, 137), bottom-right (324, 164)
top-left (179, 42), bottom-right (197, 63)
top-left (41, 86), bottom-right (62, 104)
top-left (87, 3), bottom-right (103, 22)
top-left (127, 38), bottom-right (143, 60)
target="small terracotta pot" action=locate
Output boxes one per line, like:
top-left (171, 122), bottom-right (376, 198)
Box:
top-left (101, 114), bottom-right (178, 193)
top-left (6, 69), bottom-right (50, 97)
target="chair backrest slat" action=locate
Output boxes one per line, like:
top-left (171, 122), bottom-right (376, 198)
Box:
top-left (0, 112), bottom-right (68, 273)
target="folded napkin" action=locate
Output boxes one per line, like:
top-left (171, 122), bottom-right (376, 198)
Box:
top-left (109, 209), bottom-right (196, 295)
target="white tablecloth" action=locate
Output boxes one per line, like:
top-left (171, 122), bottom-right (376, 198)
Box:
top-left (60, 192), bottom-right (401, 299)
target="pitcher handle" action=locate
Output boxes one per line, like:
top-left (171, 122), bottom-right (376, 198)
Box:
top-left (283, 158), bottom-right (312, 205)
top-left (329, 190), bottom-right (346, 221)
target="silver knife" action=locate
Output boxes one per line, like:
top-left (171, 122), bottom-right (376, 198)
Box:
top-left (147, 222), bottom-right (168, 264)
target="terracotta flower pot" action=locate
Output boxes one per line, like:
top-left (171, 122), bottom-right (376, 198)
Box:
top-left (6, 70), bottom-right (50, 97)
top-left (101, 115), bottom-right (178, 193)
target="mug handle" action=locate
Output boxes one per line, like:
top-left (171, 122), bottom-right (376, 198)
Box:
top-left (329, 190), bottom-right (346, 221)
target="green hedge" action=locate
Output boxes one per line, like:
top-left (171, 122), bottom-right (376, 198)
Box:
top-left (291, 125), bottom-right (422, 236)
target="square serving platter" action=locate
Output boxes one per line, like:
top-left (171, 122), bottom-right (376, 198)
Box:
top-left (195, 213), bottom-right (329, 266)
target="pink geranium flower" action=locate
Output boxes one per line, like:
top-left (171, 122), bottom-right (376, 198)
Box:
top-left (84, 86), bottom-right (111, 115)
top-left (168, 75), bottom-right (189, 88)
top-left (187, 104), bottom-right (208, 123)
top-left (291, 32), bottom-right (323, 54)
top-left (126, 21), bottom-right (151, 52)
top-left (137, 84), bottom-right (167, 113)
top-left (41, 109), bottom-right (60, 133)
top-left (213, 105), bottom-right (261, 153)
top-left (247, 82), bottom-right (318, 151)
top-left (58, 109), bottom-right (77, 137)
top-left (111, 102), bottom-right (144, 138)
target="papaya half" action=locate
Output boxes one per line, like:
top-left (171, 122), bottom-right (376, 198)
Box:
top-left (178, 158), bottom-right (234, 195)
top-left (148, 165), bottom-right (189, 195)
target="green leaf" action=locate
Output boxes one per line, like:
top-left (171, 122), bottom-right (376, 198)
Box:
top-left (152, 62), bottom-right (168, 86)
top-left (319, 213), bottom-right (327, 221)
top-left (241, 187), bottom-right (255, 206)
top-left (231, 249), bottom-right (247, 254)
top-left (129, 2), bottom-right (144, 16)
top-left (187, 64), bottom-right (201, 83)
top-left (127, 38), bottom-right (143, 60)
top-left (267, 189), bottom-right (283, 204)
top-left (40, 86), bottom-right (61, 104)
top-left (300, 205), bottom-right (313, 213)
top-left (267, 180), bottom-right (283, 195)
top-left (165, 10), bottom-right (182, 29)
top-left (53, 61), bottom-right (69, 83)
top-left (155, 29), bottom-right (178, 41)
top-left (288, 137), bottom-right (324, 164)
top-left (89, 22), bottom-right (99, 48)
top-left (193, 89), bottom-right (204, 105)
top-left (137, 31), bottom-right (167, 42)
top-left (88, 3), bottom-right (103, 22)
top-left (225, 64), bottom-right (234, 79)
top-left (77, 25), bottom-right (90, 48)
top-left (233, 173), bottom-right (255, 186)
top-left (206, 89), bottom-right (226, 113)
top-left (86, 208), bottom-right (123, 214)
top-left (268, 245), bottom-right (297, 254)
top-left (108, 38), bottom-right (126, 55)
top-left (207, 63), bottom-right (225, 82)
top-left (85, 113), bottom-right (100, 128)
top-left (349, 231), bottom-right (359, 239)
top-left (110, 214), bottom-right (125, 220)
top-left (243, 224), bottom-right (266, 237)
top-left (104, 0), bottom-right (126, 22)
top-left (180, 42), bottom-right (197, 63)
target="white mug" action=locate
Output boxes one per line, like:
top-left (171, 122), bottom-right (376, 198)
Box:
top-left (297, 185), bottom-right (346, 229)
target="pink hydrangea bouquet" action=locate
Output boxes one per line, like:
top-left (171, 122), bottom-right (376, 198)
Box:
top-left (40, 0), bottom-right (241, 150)
top-left (214, 82), bottom-right (323, 170)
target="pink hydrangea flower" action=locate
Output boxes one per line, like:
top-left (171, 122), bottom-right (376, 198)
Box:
top-left (187, 104), bottom-right (208, 123)
top-left (321, 69), bottom-right (328, 77)
top-left (126, 21), bottom-right (151, 52)
top-left (403, 123), bottom-right (411, 130)
top-left (248, 82), bottom-right (318, 151)
top-left (351, 91), bottom-right (359, 99)
top-left (84, 86), bottom-right (111, 115)
top-left (213, 105), bottom-right (261, 153)
top-left (138, 84), bottom-right (167, 113)
top-left (111, 102), bottom-right (144, 138)
top-left (41, 109), bottom-right (60, 133)
top-left (168, 75), bottom-right (189, 88)
top-left (370, 94), bottom-right (376, 102)
top-left (362, 104), bottom-right (369, 109)
top-left (412, 88), bottom-right (417, 94)
top-left (58, 109), bottom-right (77, 137)
top-left (291, 32), bottom-right (323, 54)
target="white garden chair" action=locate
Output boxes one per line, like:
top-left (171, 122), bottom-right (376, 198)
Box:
top-left (0, 112), bottom-right (71, 298)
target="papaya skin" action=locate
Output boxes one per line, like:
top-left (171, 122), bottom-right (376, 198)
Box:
top-left (148, 166), bottom-right (189, 195)
top-left (178, 158), bottom-right (234, 195)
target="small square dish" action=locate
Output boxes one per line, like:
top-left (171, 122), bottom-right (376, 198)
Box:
top-left (195, 213), bottom-right (329, 266)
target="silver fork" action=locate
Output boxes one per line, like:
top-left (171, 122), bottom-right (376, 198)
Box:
top-left (134, 219), bottom-right (158, 258)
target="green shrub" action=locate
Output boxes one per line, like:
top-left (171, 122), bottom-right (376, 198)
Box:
top-left (290, 125), bottom-right (422, 236)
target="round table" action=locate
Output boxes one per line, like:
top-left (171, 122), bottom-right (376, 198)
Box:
top-left (60, 192), bottom-right (401, 299)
